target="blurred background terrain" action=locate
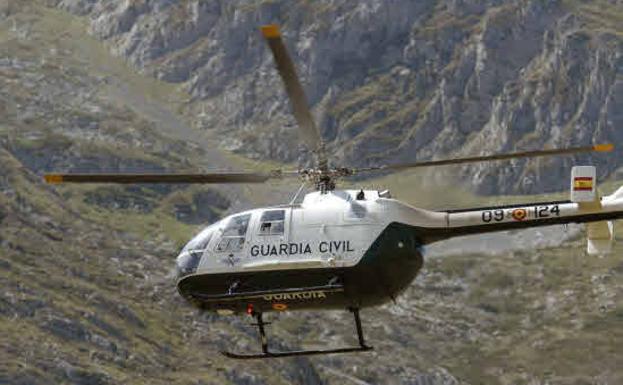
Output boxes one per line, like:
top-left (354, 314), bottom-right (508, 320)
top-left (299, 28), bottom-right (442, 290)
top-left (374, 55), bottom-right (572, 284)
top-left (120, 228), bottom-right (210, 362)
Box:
top-left (1, 1), bottom-right (622, 384)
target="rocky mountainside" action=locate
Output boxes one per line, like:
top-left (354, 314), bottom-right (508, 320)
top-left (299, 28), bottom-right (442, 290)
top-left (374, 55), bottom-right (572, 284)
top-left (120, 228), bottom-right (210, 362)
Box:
top-left (50, 0), bottom-right (623, 194)
top-left (2, 1), bottom-right (623, 385)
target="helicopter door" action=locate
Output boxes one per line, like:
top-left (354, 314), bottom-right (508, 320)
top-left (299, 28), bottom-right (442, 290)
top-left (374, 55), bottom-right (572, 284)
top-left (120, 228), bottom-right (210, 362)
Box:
top-left (253, 209), bottom-right (288, 257)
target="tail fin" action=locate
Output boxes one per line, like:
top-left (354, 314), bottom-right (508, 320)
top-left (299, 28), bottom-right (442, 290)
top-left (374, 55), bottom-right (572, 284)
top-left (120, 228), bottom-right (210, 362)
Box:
top-left (572, 166), bottom-right (618, 255)
top-left (571, 166), bottom-right (598, 203)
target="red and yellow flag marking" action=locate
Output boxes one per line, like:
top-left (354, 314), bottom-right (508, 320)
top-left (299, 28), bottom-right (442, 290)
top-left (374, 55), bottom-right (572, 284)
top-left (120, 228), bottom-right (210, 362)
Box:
top-left (573, 177), bottom-right (594, 191)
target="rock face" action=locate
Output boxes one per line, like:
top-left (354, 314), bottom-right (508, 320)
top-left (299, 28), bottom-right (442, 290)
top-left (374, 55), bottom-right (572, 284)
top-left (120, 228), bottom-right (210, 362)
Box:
top-left (52, 0), bottom-right (622, 194)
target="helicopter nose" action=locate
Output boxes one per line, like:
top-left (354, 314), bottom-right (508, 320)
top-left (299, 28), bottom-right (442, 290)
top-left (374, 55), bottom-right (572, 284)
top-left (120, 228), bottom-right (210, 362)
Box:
top-left (175, 251), bottom-right (201, 278)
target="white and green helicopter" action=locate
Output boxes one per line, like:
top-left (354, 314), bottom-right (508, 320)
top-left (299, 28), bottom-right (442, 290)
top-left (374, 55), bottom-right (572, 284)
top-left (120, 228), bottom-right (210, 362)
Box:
top-left (45, 25), bottom-right (623, 359)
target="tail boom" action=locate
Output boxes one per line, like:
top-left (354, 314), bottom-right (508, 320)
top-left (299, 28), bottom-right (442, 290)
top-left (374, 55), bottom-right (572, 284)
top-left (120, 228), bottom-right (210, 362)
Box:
top-left (414, 188), bottom-right (623, 253)
top-left (445, 199), bottom-right (622, 236)
top-left (415, 166), bottom-right (622, 254)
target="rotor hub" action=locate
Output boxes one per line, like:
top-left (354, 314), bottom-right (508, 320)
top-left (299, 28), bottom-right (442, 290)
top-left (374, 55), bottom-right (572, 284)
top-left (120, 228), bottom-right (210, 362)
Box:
top-left (298, 167), bottom-right (353, 193)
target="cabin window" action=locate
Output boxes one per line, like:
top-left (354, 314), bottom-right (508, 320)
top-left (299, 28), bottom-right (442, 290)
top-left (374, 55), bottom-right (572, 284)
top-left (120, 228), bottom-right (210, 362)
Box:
top-left (258, 209), bottom-right (285, 236)
top-left (216, 214), bottom-right (251, 252)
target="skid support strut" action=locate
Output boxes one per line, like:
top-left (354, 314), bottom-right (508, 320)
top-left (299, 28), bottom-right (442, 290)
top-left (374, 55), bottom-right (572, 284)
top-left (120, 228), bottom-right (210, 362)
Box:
top-left (351, 307), bottom-right (370, 349)
top-left (256, 313), bottom-right (269, 354)
top-left (221, 308), bottom-right (373, 359)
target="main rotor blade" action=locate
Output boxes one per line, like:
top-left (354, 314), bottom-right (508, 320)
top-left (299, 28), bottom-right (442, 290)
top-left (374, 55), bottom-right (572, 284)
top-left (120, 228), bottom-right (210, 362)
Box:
top-left (43, 172), bottom-right (286, 184)
top-left (261, 25), bottom-right (327, 168)
top-left (353, 144), bottom-right (615, 174)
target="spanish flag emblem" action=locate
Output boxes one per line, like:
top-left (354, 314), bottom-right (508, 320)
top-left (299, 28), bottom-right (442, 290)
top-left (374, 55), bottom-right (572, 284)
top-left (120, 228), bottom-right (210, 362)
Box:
top-left (573, 177), bottom-right (593, 191)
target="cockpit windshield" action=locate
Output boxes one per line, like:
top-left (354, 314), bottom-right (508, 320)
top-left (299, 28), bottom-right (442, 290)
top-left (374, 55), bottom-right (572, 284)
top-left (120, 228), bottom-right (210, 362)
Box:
top-left (182, 224), bottom-right (217, 253)
top-left (177, 224), bottom-right (217, 278)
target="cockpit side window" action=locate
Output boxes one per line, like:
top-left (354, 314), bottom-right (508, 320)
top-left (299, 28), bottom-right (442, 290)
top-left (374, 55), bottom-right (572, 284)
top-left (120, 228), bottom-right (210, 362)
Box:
top-left (258, 209), bottom-right (285, 236)
top-left (216, 214), bottom-right (251, 252)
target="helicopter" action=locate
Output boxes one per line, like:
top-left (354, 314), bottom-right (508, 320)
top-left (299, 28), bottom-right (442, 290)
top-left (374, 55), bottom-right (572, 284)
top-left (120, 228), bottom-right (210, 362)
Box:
top-left (44, 25), bottom-right (623, 359)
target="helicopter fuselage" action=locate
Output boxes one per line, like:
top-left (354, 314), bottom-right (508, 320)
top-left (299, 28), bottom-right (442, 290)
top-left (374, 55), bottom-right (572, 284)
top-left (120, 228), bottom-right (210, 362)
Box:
top-left (176, 184), bottom-right (623, 315)
top-left (176, 190), bottom-right (435, 313)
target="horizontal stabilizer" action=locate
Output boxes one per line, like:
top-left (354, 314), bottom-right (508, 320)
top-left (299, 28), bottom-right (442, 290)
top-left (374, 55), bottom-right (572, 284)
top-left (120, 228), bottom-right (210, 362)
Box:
top-left (606, 186), bottom-right (623, 201)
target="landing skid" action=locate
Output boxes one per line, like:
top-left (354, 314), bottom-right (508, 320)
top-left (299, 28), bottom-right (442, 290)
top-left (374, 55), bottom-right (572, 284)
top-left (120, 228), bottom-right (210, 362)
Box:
top-left (221, 308), bottom-right (373, 359)
top-left (222, 346), bottom-right (372, 360)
